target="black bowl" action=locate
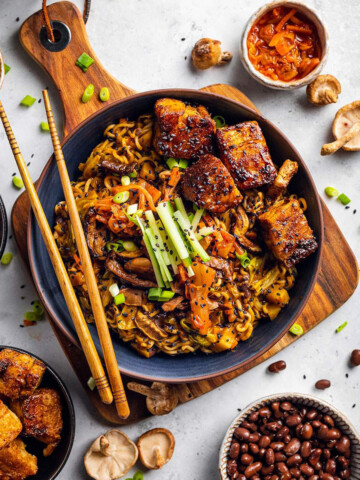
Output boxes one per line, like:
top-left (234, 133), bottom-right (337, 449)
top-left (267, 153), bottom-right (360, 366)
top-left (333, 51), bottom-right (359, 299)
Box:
top-left (0, 196), bottom-right (8, 259)
top-left (28, 89), bottom-right (323, 382)
top-left (0, 345), bottom-right (75, 480)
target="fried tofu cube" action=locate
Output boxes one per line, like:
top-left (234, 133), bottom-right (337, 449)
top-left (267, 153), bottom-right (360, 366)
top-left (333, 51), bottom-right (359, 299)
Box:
top-left (266, 159), bottom-right (298, 201)
top-left (153, 98), bottom-right (215, 160)
top-left (181, 154), bottom-right (242, 213)
top-left (216, 121), bottom-right (277, 190)
top-left (258, 199), bottom-right (318, 267)
top-left (11, 388), bottom-right (63, 457)
top-left (0, 349), bottom-right (46, 399)
top-left (0, 438), bottom-right (38, 480)
top-left (0, 400), bottom-right (22, 449)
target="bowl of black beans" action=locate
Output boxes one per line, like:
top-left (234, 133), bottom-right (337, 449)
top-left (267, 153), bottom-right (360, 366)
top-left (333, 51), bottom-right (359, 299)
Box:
top-left (219, 393), bottom-right (360, 480)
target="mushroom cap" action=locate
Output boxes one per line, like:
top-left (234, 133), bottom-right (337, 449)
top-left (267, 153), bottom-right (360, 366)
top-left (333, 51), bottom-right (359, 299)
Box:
top-left (137, 428), bottom-right (175, 470)
top-left (191, 38), bottom-right (222, 70)
top-left (146, 382), bottom-right (178, 416)
top-left (84, 430), bottom-right (138, 480)
top-left (332, 100), bottom-right (360, 151)
top-left (306, 74), bottom-right (341, 105)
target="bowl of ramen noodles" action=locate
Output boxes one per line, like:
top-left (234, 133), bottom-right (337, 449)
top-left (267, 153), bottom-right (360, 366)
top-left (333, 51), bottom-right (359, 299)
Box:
top-left (29, 90), bottom-right (323, 382)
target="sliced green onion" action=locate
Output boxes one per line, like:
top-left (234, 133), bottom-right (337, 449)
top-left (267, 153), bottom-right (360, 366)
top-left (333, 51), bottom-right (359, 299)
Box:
top-left (12, 176), bottom-right (24, 189)
top-left (114, 293), bottom-right (125, 305)
top-left (166, 158), bottom-right (179, 169)
top-left (130, 171), bottom-right (138, 178)
top-left (121, 175), bottom-right (130, 186)
top-left (106, 240), bottom-right (124, 252)
top-left (173, 210), bottom-right (210, 263)
top-left (137, 217), bottom-right (164, 288)
top-left (113, 191), bottom-right (129, 204)
top-left (99, 87), bottom-right (110, 102)
top-left (178, 159), bottom-right (189, 169)
top-left (191, 207), bottom-right (204, 230)
top-left (76, 52), bottom-right (94, 72)
top-left (133, 471), bottom-right (144, 480)
top-left (148, 287), bottom-right (163, 301)
top-left (32, 300), bottom-right (44, 318)
top-left (236, 251), bottom-right (251, 268)
top-left (122, 240), bottom-right (137, 252)
top-left (87, 376), bottom-right (96, 391)
top-left (127, 203), bottom-right (138, 215)
top-left (40, 121), bottom-right (50, 132)
top-left (213, 115), bottom-right (226, 128)
top-left (289, 323), bottom-right (303, 336)
top-left (324, 186), bottom-right (339, 198)
top-left (24, 311), bottom-right (37, 322)
top-left (4, 64), bottom-right (10, 75)
top-left (109, 283), bottom-right (120, 297)
top-left (158, 290), bottom-right (175, 301)
top-left (336, 321), bottom-right (348, 333)
top-left (81, 83), bottom-right (94, 103)
top-left (1, 252), bottom-right (13, 265)
top-left (20, 95), bottom-right (36, 107)
top-left (156, 202), bottom-right (190, 262)
top-left (196, 226), bottom-right (214, 240)
top-left (338, 193), bottom-right (351, 205)
top-left (145, 210), bottom-right (170, 266)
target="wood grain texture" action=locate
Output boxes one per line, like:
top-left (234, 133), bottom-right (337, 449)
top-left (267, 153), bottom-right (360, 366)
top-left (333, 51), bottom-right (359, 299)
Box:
top-left (10, 1), bottom-right (358, 424)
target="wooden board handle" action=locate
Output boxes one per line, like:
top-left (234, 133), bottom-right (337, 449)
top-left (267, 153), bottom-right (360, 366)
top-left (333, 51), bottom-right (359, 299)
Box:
top-left (19, 1), bottom-right (135, 138)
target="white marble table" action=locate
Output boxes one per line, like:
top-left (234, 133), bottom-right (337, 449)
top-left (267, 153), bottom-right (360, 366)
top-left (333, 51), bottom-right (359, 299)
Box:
top-left (0, 1), bottom-right (359, 478)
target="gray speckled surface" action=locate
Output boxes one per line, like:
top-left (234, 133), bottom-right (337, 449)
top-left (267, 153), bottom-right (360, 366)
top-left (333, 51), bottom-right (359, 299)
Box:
top-left (0, 1), bottom-right (359, 479)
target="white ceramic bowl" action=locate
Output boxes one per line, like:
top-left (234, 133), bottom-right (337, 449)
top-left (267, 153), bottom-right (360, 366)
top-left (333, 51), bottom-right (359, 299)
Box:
top-left (0, 49), bottom-right (4, 90)
top-left (240, 1), bottom-right (329, 90)
top-left (219, 392), bottom-right (360, 479)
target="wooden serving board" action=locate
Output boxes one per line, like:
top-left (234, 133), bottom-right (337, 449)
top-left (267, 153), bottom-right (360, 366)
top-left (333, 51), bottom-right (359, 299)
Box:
top-left (11, 2), bottom-right (358, 424)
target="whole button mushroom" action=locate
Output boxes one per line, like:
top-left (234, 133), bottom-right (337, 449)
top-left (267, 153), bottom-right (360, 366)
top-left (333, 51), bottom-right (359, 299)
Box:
top-left (306, 74), bottom-right (341, 105)
top-left (84, 430), bottom-right (138, 480)
top-left (137, 428), bottom-right (175, 470)
top-left (191, 38), bottom-right (232, 70)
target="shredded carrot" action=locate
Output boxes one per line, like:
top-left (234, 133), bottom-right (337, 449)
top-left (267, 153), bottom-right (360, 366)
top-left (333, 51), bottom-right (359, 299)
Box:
top-left (73, 253), bottom-right (83, 272)
top-left (275, 7), bottom-right (296, 32)
top-left (138, 180), bottom-right (162, 204)
top-left (168, 167), bottom-right (181, 187)
top-left (112, 184), bottom-right (157, 211)
top-left (286, 24), bottom-right (312, 34)
top-left (178, 264), bottom-right (188, 284)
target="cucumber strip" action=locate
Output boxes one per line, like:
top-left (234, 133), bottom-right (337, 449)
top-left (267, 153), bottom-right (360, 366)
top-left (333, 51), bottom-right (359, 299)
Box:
top-left (173, 210), bottom-right (210, 263)
top-left (156, 220), bottom-right (179, 274)
top-left (156, 201), bottom-right (190, 260)
top-left (145, 210), bottom-right (170, 265)
top-left (137, 217), bottom-right (164, 288)
top-left (146, 227), bottom-right (173, 283)
top-left (191, 207), bottom-right (204, 230)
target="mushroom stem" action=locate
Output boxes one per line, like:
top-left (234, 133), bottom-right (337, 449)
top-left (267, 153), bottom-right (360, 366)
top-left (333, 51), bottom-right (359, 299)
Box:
top-left (218, 51), bottom-right (233, 65)
top-left (154, 446), bottom-right (165, 468)
top-left (127, 382), bottom-right (164, 399)
top-left (321, 121), bottom-right (360, 155)
top-left (322, 88), bottom-right (338, 104)
top-left (99, 436), bottom-right (111, 456)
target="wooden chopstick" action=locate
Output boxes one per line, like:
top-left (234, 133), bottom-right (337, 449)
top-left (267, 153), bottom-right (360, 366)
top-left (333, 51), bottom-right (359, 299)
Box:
top-left (0, 100), bottom-right (113, 406)
top-left (42, 90), bottom-right (130, 419)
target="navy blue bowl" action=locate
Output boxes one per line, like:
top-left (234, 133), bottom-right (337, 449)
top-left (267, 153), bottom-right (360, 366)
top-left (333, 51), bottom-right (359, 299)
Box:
top-left (28, 89), bottom-right (323, 383)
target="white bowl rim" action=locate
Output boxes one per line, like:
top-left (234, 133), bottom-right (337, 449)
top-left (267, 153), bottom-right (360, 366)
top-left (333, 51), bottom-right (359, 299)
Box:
top-left (240, 0), bottom-right (329, 90)
top-left (219, 392), bottom-right (360, 480)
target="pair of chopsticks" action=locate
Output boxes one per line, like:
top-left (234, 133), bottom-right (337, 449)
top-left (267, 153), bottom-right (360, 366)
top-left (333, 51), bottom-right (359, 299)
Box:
top-left (0, 91), bottom-right (130, 419)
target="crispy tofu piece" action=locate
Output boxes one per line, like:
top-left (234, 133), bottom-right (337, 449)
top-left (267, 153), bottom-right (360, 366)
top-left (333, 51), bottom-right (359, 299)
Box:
top-left (0, 349), bottom-right (46, 399)
top-left (0, 400), bottom-right (22, 449)
top-left (0, 438), bottom-right (38, 480)
top-left (266, 159), bottom-right (298, 201)
top-left (181, 154), bottom-right (242, 213)
top-left (11, 388), bottom-right (62, 457)
top-left (153, 98), bottom-right (215, 159)
top-left (216, 121), bottom-right (277, 190)
top-left (259, 199), bottom-right (318, 267)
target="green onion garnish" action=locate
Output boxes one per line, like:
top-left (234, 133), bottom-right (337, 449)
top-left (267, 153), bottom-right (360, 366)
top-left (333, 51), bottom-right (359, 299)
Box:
top-left (166, 158), bottom-right (179, 169)
top-left (236, 251), bottom-right (251, 268)
top-left (213, 115), bottom-right (226, 128)
top-left (173, 210), bottom-right (210, 263)
top-left (113, 191), bottom-right (129, 204)
top-left (87, 376), bottom-right (96, 390)
top-left (133, 471), bottom-right (144, 480)
top-left (20, 95), bottom-right (36, 107)
top-left (12, 176), bottom-right (24, 189)
top-left (121, 175), bottom-right (130, 186)
top-left (158, 290), bottom-right (175, 301)
top-left (99, 87), bottom-right (110, 102)
top-left (1, 252), bottom-right (13, 265)
top-left (40, 121), bottom-right (50, 132)
top-left (24, 311), bottom-right (37, 322)
top-left (109, 283), bottom-right (120, 298)
top-left (338, 193), bottom-right (351, 205)
top-left (148, 287), bottom-right (163, 301)
top-left (324, 186), bottom-right (339, 198)
top-left (82, 84), bottom-right (94, 103)
top-left (289, 323), bottom-right (303, 336)
top-left (336, 321), bottom-right (348, 333)
top-left (32, 300), bottom-right (44, 318)
top-left (114, 293), bottom-right (125, 305)
top-left (130, 171), bottom-right (137, 178)
top-left (106, 240), bottom-right (124, 252)
top-left (4, 64), bottom-right (10, 75)
top-left (76, 52), bottom-right (94, 72)
top-left (122, 240), bottom-right (137, 252)
top-left (178, 159), bottom-right (188, 169)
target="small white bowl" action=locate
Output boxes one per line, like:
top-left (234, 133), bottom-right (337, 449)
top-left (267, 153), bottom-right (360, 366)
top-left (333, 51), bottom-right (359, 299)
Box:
top-left (219, 392), bottom-right (360, 479)
top-left (240, 1), bottom-right (329, 90)
top-left (0, 49), bottom-right (5, 90)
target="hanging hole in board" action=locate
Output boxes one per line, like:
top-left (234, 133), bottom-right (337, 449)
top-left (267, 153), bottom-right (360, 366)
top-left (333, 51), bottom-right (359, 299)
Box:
top-left (40, 21), bottom-right (71, 52)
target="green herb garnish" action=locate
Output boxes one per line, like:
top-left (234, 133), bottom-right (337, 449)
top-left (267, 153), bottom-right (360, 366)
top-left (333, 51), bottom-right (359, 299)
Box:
top-left (82, 84), bottom-right (94, 103)
top-left (12, 176), bottom-right (24, 189)
top-left (289, 323), bottom-right (303, 336)
top-left (338, 193), bottom-right (351, 205)
top-left (1, 252), bottom-right (13, 265)
top-left (99, 87), bottom-right (110, 102)
top-left (76, 52), bottom-right (94, 72)
top-left (213, 115), bottom-right (226, 127)
top-left (236, 251), bottom-right (251, 268)
top-left (324, 186), bottom-right (339, 198)
top-left (4, 64), bottom-right (10, 74)
top-left (20, 95), bottom-right (36, 107)
top-left (40, 121), bottom-right (50, 132)
top-left (336, 321), bottom-right (348, 333)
